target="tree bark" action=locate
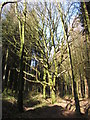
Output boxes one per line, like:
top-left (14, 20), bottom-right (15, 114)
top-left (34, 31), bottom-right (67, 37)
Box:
top-left (57, 2), bottom-right (81, 113)
top-left (18, 44), bottom-right (24, 112)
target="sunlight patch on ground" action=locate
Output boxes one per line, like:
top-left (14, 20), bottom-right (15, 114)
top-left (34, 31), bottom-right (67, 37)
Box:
top-left (24, 94), bottom-right (89, 115)
top-left (62, 110), bottom-right (73, 117)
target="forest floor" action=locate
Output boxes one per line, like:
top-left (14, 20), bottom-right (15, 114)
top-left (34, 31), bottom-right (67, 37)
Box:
top-left (2, 92), bottom-right (90, 119)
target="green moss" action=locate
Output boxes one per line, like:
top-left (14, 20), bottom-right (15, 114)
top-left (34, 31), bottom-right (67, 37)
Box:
top-left (51, 89), bottom-right (56, 104)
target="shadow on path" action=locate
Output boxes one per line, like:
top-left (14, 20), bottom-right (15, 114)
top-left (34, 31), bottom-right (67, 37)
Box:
top-left (2, 100), bottom-right (89, 119)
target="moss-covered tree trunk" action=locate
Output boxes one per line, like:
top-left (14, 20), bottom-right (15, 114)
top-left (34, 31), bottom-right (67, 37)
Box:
top-left (43, 68), bottom-right (46, 98)
top-left (16, 0), bottom-right (26, 112)
top-left (18, 43), bottom-right (24, 112)
top-left (50, 86), bottom-right (55, 104)
top-left (43, 85), bottom-right (46, 99)
top-left (48, 71), bottom-right (55, 103)
top-left (2, 49), bottom-right (8, 91)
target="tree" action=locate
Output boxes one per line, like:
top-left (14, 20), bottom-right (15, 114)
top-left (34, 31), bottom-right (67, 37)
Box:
top-left (80, 1), bottom-right (90, 98)
top-left (15, 0), bottom-right (27, 111)
top-left (2, 1), bottom-right (89, 116)
top-left (57, 2), bottom-right (81, 113)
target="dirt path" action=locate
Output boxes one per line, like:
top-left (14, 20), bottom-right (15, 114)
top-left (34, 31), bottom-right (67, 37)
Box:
top-left (2, 98), bottom-right (89, 119)
top-left (17, 105), bottom-right (87, 119)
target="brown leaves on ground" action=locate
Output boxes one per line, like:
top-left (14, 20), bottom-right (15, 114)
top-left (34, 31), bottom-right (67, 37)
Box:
top-left (2, 97), bottom-right (90, 119)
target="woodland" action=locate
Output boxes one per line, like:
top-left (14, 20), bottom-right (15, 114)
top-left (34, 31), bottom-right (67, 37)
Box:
top-left (0, 0), bottom-right (90, 119)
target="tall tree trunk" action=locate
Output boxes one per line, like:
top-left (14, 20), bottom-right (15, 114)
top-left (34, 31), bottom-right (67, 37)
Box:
top-left (2, 54), bottom-right (6, 77)
top-left (2, 49), bottom-right (8, 91)
top-left (57, 2), bottom-right (81, 113)
top-left (47, 70), bottom-right (55, 103)
top-left (6, 69), bottom-right (10, 92)
top-left (9, 70), bottom-right (13, 90)
top-left (43, 85), bottom-right (46, 99)
top-left (84, 77), bottom-right (88, 98)
top-left (79, 70), bottom-right (85, 98)
top-left (16, 0), bottom-right (26, 112)
top-left (4, 65), bottom-right (9, 89)
top-left (18, 44), bottom-right (24, 112)
top-left (67, 40), bottom-right (81, 113)
top-left (43, 68), bottom-right (46, 98)
top-left (17, 20), bottom-right (25, 112)
top-left (2, 49), bottom-right (8, 80)
top-left (82, 1), bottom-right (90, 98)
